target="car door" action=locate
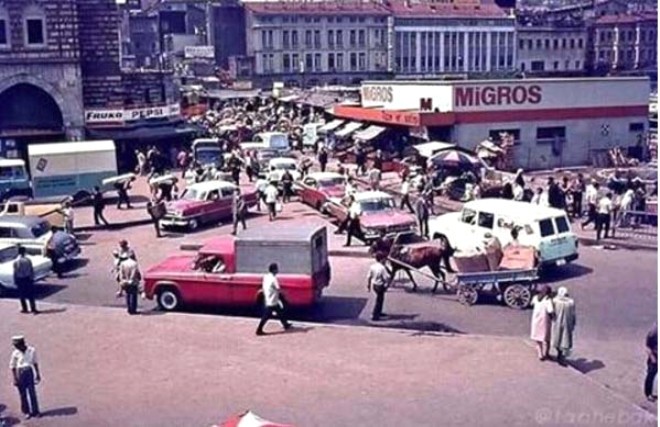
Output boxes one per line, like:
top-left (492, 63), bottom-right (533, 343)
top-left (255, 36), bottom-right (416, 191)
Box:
top-left (188, 257), bottom-right (232, 305)
top-left (218, 187), bottom-right (235, 219)
top-left (204, 189), bottom-right (223, 221)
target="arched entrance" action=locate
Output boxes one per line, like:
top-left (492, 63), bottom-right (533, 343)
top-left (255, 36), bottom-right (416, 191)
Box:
top-left (0, 83), bottom-right (64, 133)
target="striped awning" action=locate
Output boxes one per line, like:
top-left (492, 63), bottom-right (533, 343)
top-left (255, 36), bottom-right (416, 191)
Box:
top-left (334, 121), bottom-right (363, 138)
top-left (353, 125), bottom-right (386, 142)
top-left (318, 119), bottom-right (345, 133)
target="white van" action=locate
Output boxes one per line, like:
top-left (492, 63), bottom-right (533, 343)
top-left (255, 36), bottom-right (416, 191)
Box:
top-left (428, 198), bottom-right (579, 267)
top-left (240, 132), bottom-right (289, 153)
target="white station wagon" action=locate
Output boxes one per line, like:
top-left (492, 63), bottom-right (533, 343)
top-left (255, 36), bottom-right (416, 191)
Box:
top-left (428, 198), bottom-right (579, 267)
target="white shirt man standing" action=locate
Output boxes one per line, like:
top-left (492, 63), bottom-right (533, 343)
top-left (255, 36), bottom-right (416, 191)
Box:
top-left (581, 181), bottom-right (600, 229)
top-left (255, 263), bottom-right (292, 336)
top-left (596, 192), bottom-right (613, 241)
top-left (367, 253), bottom-right (390, 321)
top-left (264, 182), bottom-right (279, 221)
top-left (9, 336), bottom-right (41, 419)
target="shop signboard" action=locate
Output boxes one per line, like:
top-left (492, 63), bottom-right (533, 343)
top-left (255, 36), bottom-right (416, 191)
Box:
top-left (85, 104), bottom-right (182, 125)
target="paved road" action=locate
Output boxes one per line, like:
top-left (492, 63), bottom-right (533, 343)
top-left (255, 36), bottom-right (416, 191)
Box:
top-left (9, 195), bottom-right (656, 413)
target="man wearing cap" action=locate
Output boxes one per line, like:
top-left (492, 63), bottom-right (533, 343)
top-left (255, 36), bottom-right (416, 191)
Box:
top-left (113, 240), bottom-right (137, 298)
top-left (9, 336), bottom-right (41, 419)
top-left (117, 252), bottom-right (141, 315)
top-left (13, 245), bottom-right (37, 314)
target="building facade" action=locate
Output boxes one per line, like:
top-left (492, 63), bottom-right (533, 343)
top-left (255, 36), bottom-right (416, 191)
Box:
top-left (210, 0), bottom-right (246, 69)
top-left (244, 1), bottom-right (391, 88)
top-left (389, 0), bottom-right (517, 77)
top-left (587, 13), bottom-right (657, 74)
top-left (516, 26), bottom-right (588, 75)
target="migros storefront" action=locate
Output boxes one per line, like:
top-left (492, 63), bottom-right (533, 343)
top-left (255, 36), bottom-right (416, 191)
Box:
top-left (333, 77), bottom-right (650, 169)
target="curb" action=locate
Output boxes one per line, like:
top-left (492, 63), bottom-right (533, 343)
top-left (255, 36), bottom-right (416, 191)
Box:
top-left (180, 242), bottom-right (374, 258)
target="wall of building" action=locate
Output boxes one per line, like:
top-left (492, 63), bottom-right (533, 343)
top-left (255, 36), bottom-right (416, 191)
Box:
top-left (211, 2), bottom-right (246, 68)
top-left (516, 27), bottom-right (587, 74)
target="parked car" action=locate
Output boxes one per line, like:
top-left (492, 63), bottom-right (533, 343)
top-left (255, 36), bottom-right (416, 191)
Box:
top-left (0, 216), bottom-right (80, 261)
top-left (324, 191), bottom-right (417, 242)
top-left (427, 198), bottom-right (579, 267)
top-left (160, 180), bottom-right (258, 231)
top-left (143, 224), bottom-right (331, 311)
top-left (296, 172), bottom-right (346, 211)
top-left (266, 157), bottom-right (301, 184)
top-left (0, 243), bottom-right (52, 296)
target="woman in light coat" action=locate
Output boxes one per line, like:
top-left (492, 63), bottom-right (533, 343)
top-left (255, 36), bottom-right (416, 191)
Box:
top-left (551, 287), bottom-right (576, 366)
top-left (530, 285), bottom-right (554, 361)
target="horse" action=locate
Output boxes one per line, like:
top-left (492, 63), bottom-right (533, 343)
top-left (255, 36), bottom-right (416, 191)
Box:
top-left (370, 234), bottom-right (455, 293)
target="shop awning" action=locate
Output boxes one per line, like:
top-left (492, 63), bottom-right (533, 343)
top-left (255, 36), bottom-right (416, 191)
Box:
top-left (86, 123), bottom-right (203, 141)
top-left (334, 121), bottom-right (363, 138)
top-left (353, 125), bottom-right (386, 142)
top-left (318, 119), bottom-right (345, 133)
top-left (278, 95), bottom-right (299, 103)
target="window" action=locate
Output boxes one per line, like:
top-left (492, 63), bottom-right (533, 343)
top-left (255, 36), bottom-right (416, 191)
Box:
top-left (519, 39), bottom-right (524, 50)
top-left (527, 39), bottom-right (532, 50)
top-left (336, 30), bottom-right (343, 47)
top-left (336, 52), bottom-right (344, 71)
top-left (553, 39), bottom-right (558, 49)
top-left (536, 39), bottom-right (542, 49)
top-left (553, 61), bottom-right (559, 70)
top-left (575, 60), bottom-right (581, 69)
top-left (305, 53), bottom-right (313, 70)
top-left (358, 29), bottom-right (365, 47)
top-left (561, 39), bottom-right (566, 49)
top-left (349, 52), bottom-right (357, 71)
top-left (570, 39), bottom-right (575, 49)
top-left (328, 30), bottom-right (334, 47)
top-left (538, 219), bottom-right (555, 237)
top-left (0, 7), bottom-right (8, 47)
top-left (283, 54), bottom-right (291, 72)
top-left (314, 30), bottom-right (321, 48)
top-left (536, 126), bottom-right (566, 144)
top-left (555, 216), bottom-right (569, 234)
top-left (24, 5), bottom-right (46, 46)
top-left (461, 208), bottom-right (477, 225)
top-left (488, 129), bottom-right (521, 145)
top-left (358, 52), bottom-right (366, 70)
top-left (291, 31), bottom-right (299, 47)
top-left (328, 53), bottom-right (335, 70)
top-left (292, 53), bottom-right (300, 71)
top-left (578, 38), bottom-right (583, 49)
top-left (305, 30), bottom-right (312, 48)
top-left (477, 212), bottom-right (494, 229)
top-left (349, 30), bottom-right (356, 47)
top-left (531, 60), bottom-right (544, 71)
top-left (314, 53), bottom-right (322, 71)
top-left (544, 39), bottom-right (550, 49)
top-left (629, 123), bottom-right (645, 132)
top-left (283, 30), bottom-right (290, 49)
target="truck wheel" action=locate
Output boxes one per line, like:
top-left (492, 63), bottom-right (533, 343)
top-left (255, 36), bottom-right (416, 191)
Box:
top-left (157, 287), bottom-right (181, 311)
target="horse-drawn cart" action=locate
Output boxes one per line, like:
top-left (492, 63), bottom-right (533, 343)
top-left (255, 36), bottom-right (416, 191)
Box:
top-left (454, 268), bottom-right (538, 309)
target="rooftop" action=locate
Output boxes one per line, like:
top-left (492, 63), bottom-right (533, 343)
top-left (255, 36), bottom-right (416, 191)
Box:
top-left (388, 0), bottom-right (509, 19)
top-left (244, 1), bottom-right (390, 16)
top-left (464, 198), bottom-right (568, 221)
top-left (594, 12), bottom-right (657, 24)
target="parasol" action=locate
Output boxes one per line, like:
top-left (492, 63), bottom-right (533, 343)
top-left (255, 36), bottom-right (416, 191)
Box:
top-left (216, 411), bottom-right (294, 427)
top-left (427, 150), bottom-right (480, 169)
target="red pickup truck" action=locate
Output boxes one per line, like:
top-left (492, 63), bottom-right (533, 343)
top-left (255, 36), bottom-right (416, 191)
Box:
top-left (143, 224), bottom-right (331, 311)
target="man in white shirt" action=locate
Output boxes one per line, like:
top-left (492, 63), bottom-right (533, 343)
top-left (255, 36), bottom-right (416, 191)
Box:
top-left (264, 182), bottom-right (279, 221)
top-left (399, 177), bottom-right (414, 213)
top-left (581, 181), bottom-right (600, 230)
top-left (9, 336), bottom-right (41, 419)
top-left (345, 197), bottom-right (363, 247)
top-left (344, 177), bottom-right (356, 199)
top-left (256, 263), bottom-right (292, 336)
top-left (596, 192), bottom-right (612, 241)
top-left (367, 252), bottom-right (391, 321)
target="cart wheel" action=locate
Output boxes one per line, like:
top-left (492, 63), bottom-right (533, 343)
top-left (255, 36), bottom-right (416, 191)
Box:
top-left (503, 284), bottom-right (532, 309)
top-left (458, 287), bottom-right (478, 306)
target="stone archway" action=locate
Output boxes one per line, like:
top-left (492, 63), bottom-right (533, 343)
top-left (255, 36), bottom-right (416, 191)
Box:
top-left (0, 83), bottom-right (64, 132)
top-left (0, 73), bottom-right (82, 130)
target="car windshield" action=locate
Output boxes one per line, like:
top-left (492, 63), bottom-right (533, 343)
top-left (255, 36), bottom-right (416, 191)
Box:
top-left (318, 177), bottom-right (345, 187)
top-left (0, 246), bottom-right (18, 263)
top-left (272, 162), bottom-right (296, 170)
top-left (360, 197), bottom-right (395, 212)
top-left (180, 188), bottom-right (202, 201)
top-left (31, 221), bottom-right (50, 238)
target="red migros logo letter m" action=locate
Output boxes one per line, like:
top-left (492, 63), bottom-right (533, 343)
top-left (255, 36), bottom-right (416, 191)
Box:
top-left (454, 86), bottom-right (475, 108)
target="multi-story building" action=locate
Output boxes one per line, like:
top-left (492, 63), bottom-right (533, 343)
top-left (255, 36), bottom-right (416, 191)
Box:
top-left (210, 0), bottom-right (247, 69)
top-left (389, 0), bottom-right (517, 77)
top-left (244, 1), bottom-right (391, 88)
top-left (516, 26), bottom-right (588, 75)
top-left (587, 12), bottom-right (657, 74)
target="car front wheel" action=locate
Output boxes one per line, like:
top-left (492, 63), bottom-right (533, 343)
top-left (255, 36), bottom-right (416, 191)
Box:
top-left (157, 287), bottom-right (181, 311)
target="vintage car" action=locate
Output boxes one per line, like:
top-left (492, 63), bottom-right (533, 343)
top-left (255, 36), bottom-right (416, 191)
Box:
top-left (295, 172), bottom-right (346, 211)
top-left (325, 190), bottom-right (417, 241)
top-left (428, 198), bottom-right (579, 267)
top-left (160, 180), bottom-right (258, 231)
top-left (0, 216), bottom-right (80, 262)
top-left (266, 157), bottom-right (301, 184)
top-left (143, 223), bottom-right (331, 311)
top-left (0, 243), bottom-right (52, 296)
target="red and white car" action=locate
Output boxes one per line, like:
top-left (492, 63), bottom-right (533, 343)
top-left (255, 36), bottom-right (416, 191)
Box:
top-left (295, 172), bottom-right (346, 211)
top-left (324, 190), bottom-right (417, 241)
top-left (159, 180), bottom-right (258, 231)
top-left (143, 224), bottom-right (331, 311)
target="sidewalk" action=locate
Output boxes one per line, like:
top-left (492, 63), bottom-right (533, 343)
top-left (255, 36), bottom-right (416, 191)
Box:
top-left (0, 301), bottom-right (655, 427)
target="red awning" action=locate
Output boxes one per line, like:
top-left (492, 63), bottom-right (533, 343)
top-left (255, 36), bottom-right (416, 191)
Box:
top-left (333, 105), bottom-right (455, 127)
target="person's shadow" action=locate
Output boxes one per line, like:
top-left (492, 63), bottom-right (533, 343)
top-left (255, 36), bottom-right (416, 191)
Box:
top-left (40, 406), bottom-right (78, 418)
top-left (569, 358), bottom-right (606, 374)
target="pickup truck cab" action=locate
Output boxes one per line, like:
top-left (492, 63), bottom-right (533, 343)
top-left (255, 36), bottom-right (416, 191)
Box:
top-left (0, 159), bottom-right (31, 201)
top-left (143, 224), bottom-right (331, 311)
top-left (160, 180), bottom-right (258, 231)
top-left (325, 191), bottom-right (417, 241)
top-left (0, 243), bottom-right (52, 296)
top-left (428, 198), bottom-right (579, 267)
top-left (241, 132), bottom-right (290, 154)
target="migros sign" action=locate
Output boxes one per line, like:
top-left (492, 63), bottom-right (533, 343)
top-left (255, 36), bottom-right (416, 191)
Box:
top-left (361, 86), bottom-right (394, 104)
top-left (454, 84), bottom-right (543, 108)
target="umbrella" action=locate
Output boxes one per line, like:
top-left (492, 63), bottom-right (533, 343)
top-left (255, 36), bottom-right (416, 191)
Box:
top-left (428, 150), bottom-right (480, 169)
top-left (216, 411), bottom-right (294, 427)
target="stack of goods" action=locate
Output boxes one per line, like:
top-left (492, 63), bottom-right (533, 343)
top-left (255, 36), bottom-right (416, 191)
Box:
top-left (453, 235), bottom-right (536, 273)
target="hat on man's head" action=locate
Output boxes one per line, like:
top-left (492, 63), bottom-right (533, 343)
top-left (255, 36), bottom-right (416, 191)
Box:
top-left (11, 335), bottom-right (25, 343)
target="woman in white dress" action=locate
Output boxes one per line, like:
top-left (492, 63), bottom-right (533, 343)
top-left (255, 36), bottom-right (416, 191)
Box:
top-left (530, 285), bottom-right (554, 361)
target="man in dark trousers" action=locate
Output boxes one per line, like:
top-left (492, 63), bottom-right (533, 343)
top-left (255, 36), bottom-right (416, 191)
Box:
top-left (645, 325), bottom-right (657, 401)
top-left (13, 246), bottom-right (37, 314)
top-left (256, 263), bottom-right (292, 336)
top-left (355, 146), bottom-right (366, 175)
top-left (231, 188), bottom-right (247, 235)
top-left (547, 177), bottom-right (564, 210)
top-left (92, 186), bottom-right (109, 227)
top-left (318, 146), bottom-right (328, 173)
top-left (415, 196), bottom-right (430, 238)
top-left (9, 336), bottom-right (41, 419)
top-left (281, 169), bottom-right (294, 203)
top-left (114, 178), bottom-right (133, 210)
top-left (344, 197), bottom-right (363, 247)
top-left (146, 200), bottom-right (165, 238)
top-left (367, 252), bottom-right (390, 321)
top-left (117, 252), bottom-right (141, 315)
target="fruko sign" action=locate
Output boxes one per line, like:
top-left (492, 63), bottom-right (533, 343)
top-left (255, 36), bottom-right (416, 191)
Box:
top-left (85, 104), bottom-right (181, 125)
top-left (454, 85), bottom-right (542, 108)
